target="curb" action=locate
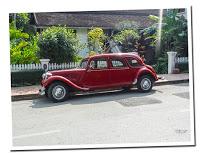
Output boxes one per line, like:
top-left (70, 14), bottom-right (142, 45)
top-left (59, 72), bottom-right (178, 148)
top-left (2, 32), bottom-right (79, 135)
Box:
top-left (11, 94), bottom-right (43, 102)
top-left (11, 79), bottom-right (189, 101)
top-left (155, 79), bottom-right (189, 86)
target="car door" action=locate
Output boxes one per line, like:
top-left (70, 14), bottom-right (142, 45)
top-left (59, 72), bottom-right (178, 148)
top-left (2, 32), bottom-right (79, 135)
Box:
top-left (82, 57), bottom-right (110, 89)
top-left (109, 57), bottom-right (132, 87)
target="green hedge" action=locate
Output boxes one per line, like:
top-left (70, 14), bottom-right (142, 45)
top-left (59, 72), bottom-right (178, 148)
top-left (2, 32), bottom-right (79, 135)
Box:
top-left (11, 70), bottom-right (44, 87)
top-left (176, 63), bottom-right (189, 73)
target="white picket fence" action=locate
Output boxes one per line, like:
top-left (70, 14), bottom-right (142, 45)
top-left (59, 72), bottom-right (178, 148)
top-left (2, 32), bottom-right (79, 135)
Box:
top-left (11, 62), bottom-right (79, 72)
top-left (176, 57), bottom-right (188, 64)
top-left (10, 57), bottom-right (188, 72)
top-left (48, 62), bottom-right (79, 70)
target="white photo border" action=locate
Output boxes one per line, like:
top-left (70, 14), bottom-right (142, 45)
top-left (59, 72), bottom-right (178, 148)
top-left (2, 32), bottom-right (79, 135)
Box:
top-left (10, 6), bottom-right (196, 151)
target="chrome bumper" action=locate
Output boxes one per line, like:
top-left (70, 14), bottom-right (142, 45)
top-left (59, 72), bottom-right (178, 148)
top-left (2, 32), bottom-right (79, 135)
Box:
top-left (39, 87), bottom-right (46, 96)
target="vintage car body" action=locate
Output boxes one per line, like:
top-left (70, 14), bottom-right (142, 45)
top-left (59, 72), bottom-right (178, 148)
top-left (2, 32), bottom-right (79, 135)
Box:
top-left (39, 53), bottom-right (158, 102)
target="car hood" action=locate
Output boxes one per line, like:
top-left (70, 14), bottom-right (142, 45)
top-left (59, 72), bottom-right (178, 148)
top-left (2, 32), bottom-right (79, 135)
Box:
top-left (48, 68), bottom-right (86, 83)
top-left (49, 68), bottom-right (84, 76)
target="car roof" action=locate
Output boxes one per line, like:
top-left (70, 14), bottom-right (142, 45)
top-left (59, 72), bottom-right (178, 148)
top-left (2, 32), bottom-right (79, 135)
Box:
top-left (87, 52), bottom-right (140, 59)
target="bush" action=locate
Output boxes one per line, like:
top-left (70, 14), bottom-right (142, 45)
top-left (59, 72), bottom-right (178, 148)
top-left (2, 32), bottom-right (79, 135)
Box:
top-left (11, 70), bottom-right (44, 86)
top-left (38, 26), bottom-right (84, 63)
top-left (153, 54), bottom-right (168, 74)
top-left (176, 63), bottom-right (189, 73)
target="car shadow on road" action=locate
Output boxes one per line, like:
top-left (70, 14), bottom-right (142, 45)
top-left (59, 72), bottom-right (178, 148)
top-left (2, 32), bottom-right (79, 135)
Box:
top-left (31, 88), bottom-right (157, 108)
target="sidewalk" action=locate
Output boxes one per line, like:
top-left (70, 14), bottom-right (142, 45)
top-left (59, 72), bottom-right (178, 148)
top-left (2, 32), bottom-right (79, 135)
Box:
top-left (11, 73), bottom-right (189, 101)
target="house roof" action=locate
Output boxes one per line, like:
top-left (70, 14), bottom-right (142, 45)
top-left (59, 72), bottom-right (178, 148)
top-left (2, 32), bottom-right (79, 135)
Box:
top-left (33, 10), bottom-right (161, 29)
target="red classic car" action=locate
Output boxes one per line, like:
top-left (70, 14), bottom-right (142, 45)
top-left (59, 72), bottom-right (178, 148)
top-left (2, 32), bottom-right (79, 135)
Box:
top-left (39, 53), bottom-right (158, 102)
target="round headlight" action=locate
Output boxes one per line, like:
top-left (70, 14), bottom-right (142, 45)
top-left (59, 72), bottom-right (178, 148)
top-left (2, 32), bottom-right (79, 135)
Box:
top-left (42, 72), bottom-right (52, 80)
top-left (42, 73), bottom-right (46, 79)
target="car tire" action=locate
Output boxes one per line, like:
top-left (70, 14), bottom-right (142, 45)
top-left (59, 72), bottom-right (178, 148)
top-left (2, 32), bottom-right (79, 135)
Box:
top-left (137, 75), bottom-right (154, 92)
top-left (45, 89), bottom-right (48, 98)
top-left (47, 82), bottom-right (69, 103)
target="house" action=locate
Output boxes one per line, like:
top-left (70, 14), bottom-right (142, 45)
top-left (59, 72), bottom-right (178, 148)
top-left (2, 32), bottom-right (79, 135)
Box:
top-left (30, 10), bottom-right (161, 57)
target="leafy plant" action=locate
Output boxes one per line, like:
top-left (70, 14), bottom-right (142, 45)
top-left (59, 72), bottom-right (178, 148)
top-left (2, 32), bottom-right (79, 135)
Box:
top-left (10, 13), bottom-right (36, 34)
top-left (153, 53), bottom-right (168, 74)
top-left (143, 9), bottom-right (188, 69)
top-left (10, 23), bottom-right (39, 64)
top-left (88, 27), bottom-right (107, 53)
top-left (38, 26), bottom-right (84, 63)
top-left (15, 13), bottom-right (30, 30)
top-left (160, 9), bottom-right (188, 56)
top-left (138, 26), bottom-right (157, 50)
top-left (113, 29), bottom-right (139, 52)
top-left (88, 51), bottom-right (97, 56)
top-left (137, 14), bottom-right (160, 54)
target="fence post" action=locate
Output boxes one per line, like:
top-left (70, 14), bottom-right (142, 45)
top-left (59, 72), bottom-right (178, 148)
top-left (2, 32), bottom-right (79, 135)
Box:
top-left (167, 51), bottom-right (177, 74)
top-left (40, 59), bottom-right (50, 72)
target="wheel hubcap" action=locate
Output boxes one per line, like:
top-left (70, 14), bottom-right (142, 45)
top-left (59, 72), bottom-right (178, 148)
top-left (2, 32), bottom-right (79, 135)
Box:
top-left (52, 85), bottom-right (66, 100)
top-left (141, 78), bottom-right (151, 90)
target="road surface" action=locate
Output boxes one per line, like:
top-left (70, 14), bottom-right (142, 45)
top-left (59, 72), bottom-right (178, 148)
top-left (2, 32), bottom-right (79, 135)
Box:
top-left (12, 83), bottom-right (192, 147)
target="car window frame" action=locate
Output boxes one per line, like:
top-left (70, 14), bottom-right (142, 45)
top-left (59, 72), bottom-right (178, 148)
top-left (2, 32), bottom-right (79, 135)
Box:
top-left (88, 57), bottom-right (109, 70)
top-left (126, 56), bottom-right (143, 68)
top-left (109, 57), bottom-right (128, 69)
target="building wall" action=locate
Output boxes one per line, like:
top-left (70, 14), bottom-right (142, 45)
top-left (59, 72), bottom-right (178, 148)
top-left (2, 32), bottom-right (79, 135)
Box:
top-left (76, 28), bottom-right (89, 58)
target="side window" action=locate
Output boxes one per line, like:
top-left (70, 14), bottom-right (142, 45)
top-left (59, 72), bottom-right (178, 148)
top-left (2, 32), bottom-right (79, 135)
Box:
top-left (127, 57), bottom-right (141, 67)
top-left (110, 58), bottom-right (126, 68)
top-left (90, 58), bottom-right (108, 69)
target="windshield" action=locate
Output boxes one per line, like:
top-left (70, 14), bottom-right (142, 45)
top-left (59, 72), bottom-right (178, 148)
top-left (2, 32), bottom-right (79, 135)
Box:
top-left (78, 59), bottom-right (88, 69)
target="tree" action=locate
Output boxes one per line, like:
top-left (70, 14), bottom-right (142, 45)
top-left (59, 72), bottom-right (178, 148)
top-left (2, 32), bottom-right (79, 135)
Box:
top-left (147, 9), bottom-right (188, 74)
top-left (15, 13), bottom-right (30, 30)
top-left (10, 15), bottom-right (39, 64)
top-left (37, 26), bottom-right (84, 63)
top-left (160, 9), bottom-right (188, 56)
top-left (88, 27), bottom-right (107, 53)
top-left (10, 13), bottom-right (36, 34)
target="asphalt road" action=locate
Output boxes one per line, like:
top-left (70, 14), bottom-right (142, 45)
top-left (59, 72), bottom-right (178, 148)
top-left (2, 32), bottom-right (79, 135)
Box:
top-left (12, 83), bottom-right (192, 147)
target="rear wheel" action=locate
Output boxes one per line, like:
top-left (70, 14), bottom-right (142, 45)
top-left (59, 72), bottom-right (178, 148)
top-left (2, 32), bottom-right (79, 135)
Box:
top-left (47, 82), bottom-right (69, 102)
top-left (137, 75), bottom-right (154, 92)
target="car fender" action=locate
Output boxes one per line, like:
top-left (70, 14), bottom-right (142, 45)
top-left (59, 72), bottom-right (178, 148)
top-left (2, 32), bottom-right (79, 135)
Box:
top-left (42, 75), bottom-right (89, 91)
top-left (135, 67), bottom-right (158, 81)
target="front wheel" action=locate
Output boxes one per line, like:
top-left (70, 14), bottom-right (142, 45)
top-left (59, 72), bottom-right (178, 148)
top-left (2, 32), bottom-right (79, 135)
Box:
top-left (137, 75), bottom-right (154, 92)
top-left (47, 82), bottom-right (69, 102)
